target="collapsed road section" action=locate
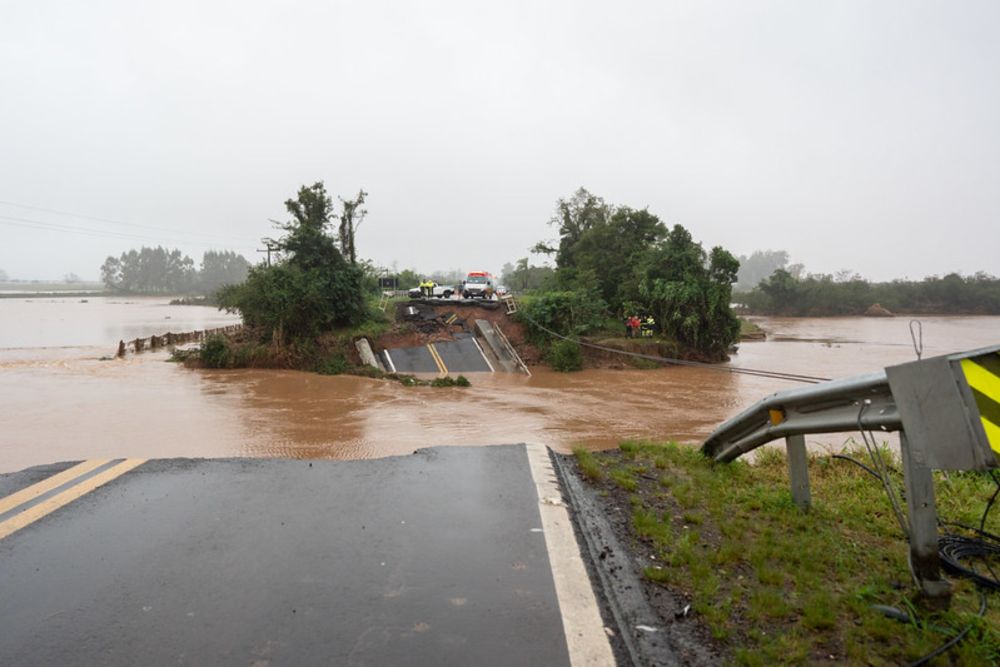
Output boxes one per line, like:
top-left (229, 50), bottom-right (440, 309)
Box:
top-left (372, 301), bottom-right (530, 376)
top-left (0, 446), bottom-right (615, 666)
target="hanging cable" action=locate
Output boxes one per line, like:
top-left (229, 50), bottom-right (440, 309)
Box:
top-left (0, 199), bottom-right (259, 243)
top-left (517, 310), bottom-right (831, 384)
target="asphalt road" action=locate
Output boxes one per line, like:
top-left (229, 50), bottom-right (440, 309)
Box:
top-left (0, 446), bottom-right (579, 666)
top-left (383, 336), bottom-right (492, 374)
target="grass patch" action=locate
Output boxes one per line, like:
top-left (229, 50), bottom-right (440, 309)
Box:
top-left (573, 447), bottom-right (604, 482)
top-left (576, 442), bottom-right (1000, 665)
top-left (430, 375), bottom-right (471, 388)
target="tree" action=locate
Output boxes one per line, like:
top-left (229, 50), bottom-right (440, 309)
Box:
top-left (64, 272), bottom-right (82, 284)
top-left (218, 182), bottom-right (367, 341)
top-left (99, 247), bottom-right (196, 294)
top-left (337, 189), bottom-right (368, 265)
top-left (199, 251), bottom-right (251, 295)
top-left (0, 268), bottom-right (7, 282)
top-left (639, 225), bottom-right (741, 360)
top-left (735, 249), bottom-right (790, 291)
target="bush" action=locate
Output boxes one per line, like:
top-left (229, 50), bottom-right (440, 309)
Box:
top-left (217, 261), bottom-right (366, 343)
top-left (200, 335), bottom-right (230, 368)
top-left (547, 339), bottom-right (583, 372)
top-left (430, 375), bottom-right (472, 388)
top-left (316, 353), bottom-right (348, 375)
top-left (518, 289), bottom-right (608, 345)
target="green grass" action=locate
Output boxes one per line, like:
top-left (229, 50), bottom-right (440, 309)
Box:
top-left (574, 441), bottom-right (1000, 665)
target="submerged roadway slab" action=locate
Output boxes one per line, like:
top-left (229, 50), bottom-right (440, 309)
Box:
top-left (0, 445), bottom-right (613, 666)
top-left (383, 337), bottom-right (492, 375)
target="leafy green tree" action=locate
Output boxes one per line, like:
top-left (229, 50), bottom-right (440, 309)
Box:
top-left (519, 289), bottom-right (609, 344)
top-left (639, 226), bottom-right (740, 360)
top-left (736, 249), bottom-right (790, 291)
top-left (218, 182), bottom-right (366, 342)
top-left (100, 246), bottom-right (196, 294)
top-left (500, 258), bottom-right (555, 291)
top-left (199, 250), bottom-right (250, 294)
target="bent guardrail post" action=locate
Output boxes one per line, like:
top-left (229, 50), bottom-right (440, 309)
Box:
top-left (702, 343), bottom-right (1000, 607)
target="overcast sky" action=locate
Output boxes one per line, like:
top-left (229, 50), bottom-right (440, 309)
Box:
top-left (1, 0), bottom-right (997, 282)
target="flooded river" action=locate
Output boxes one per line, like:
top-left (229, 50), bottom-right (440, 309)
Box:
top-left (1, 297), bottom-right (998, 473)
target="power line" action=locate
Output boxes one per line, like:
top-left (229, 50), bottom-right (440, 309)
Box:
top-left (0, 199), bottom-right (259, 244)
top-left (0, 214), bottom-right (255, 250)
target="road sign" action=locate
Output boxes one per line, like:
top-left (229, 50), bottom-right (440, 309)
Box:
top-left (887, 345), bottom-right (1000, 471)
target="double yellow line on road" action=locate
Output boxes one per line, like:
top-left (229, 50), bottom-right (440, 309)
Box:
top-left (0, 458), bottom-right (145, 541)
top-left (426, 343), bottom-right (448, 375)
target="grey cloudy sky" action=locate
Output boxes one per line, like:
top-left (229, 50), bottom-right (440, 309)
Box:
top-left (1, 0), bottom-right (997, 282)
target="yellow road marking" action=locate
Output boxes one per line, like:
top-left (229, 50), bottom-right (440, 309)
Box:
top-left (962, 358), bottom-right (1000, 401)
top-left (427, 343), bottom-right (448, 375)
top-left (0, 459), bottom-right (109, 516)
top-left (0, 459), bottom-right (146, 541)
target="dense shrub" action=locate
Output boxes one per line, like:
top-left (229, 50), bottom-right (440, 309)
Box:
top-left (200, 335), bottom-right (230, 368)
top-left (316, 352), bottom-right (348, 375)
top-left (217, 250), bottom-right (366, 343)
top-left (519, 290), bottom-right (608, 344)
top-left (547, 339), bottom-right (583, 372)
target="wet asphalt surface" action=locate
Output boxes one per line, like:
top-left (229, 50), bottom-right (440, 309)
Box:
top-left (0, 446), bottom-right (570, 666)
top-left (383, 336), bottom-right (491, 374)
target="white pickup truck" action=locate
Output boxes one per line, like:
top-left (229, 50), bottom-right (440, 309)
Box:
top-left (407, 282), bottom-right (455, 299)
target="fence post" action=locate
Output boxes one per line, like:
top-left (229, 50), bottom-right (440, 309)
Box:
top-left (785, 434), bottom-right (811, 511)
top-left (117, 340), bottom-right (126, 358)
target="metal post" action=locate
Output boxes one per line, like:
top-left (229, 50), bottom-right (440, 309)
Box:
top-left (900, 432), bottom-right (952, 606)
top-left (785, 434), bottom-right (811, 511)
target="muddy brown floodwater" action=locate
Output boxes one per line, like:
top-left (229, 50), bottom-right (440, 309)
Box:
top-left (1, 297), bottom-right (998, 473)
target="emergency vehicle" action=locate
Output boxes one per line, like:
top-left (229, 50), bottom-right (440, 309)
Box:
top-left (461, 271), bottom-right (495, 299)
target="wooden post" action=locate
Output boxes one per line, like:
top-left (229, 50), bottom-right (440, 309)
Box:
top-left (785, 434), bottom-right (811, 511)
top-left (117, 340), bottom-right (126, 358)
top-left (134, 338), bottom-right (143, 352)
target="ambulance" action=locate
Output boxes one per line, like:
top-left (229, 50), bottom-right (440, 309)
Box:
top-left (461, 271), bottom-right (495, 299)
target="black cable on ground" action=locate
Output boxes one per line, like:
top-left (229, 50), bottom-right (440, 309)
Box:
top-left (904, 592), bottom-right (987, 667)
top-left (901, 472), bottom-right (1000, 666)
top-left (830, 454), bottom-right (882, 481)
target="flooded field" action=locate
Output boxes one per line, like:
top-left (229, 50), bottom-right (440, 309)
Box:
top-left (1, 297), bottom-right (998, 472)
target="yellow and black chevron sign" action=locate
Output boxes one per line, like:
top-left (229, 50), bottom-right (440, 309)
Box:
top-left (960, 351), bottom-right (1000, 454)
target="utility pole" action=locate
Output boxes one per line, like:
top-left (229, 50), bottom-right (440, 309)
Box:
top-left (257, 240), bottom-right (279, 267)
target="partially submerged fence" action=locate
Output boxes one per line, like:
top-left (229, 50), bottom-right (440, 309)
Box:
top-left (116, 324), bottom-right (243, 357)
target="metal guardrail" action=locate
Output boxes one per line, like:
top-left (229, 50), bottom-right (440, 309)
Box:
top-left (701, 344), bottom-right (1000, 606)
top-left (702, 371), bottom-right (899, 463)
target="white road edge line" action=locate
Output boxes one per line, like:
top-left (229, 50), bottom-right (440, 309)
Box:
top-left (471, 337), bottom-right (495, 373)
top-left (383, 350), bottom-right (397, 374)
top-left (524, 442), bottom-right (615, 666)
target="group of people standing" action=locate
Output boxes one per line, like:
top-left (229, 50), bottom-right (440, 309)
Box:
top-left (625, 314), bottom-right (656, 339)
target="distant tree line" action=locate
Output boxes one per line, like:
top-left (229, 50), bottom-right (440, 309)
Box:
top-left (100, 247), bottom-right (250, 295)
top-left (500, 258), bottom-right (554, 291)
top-left (738, 270), bottom-right (1000, 316)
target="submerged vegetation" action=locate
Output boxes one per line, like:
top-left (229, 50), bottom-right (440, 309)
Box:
top-left (574, 441), bottom-right (1000, 665)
